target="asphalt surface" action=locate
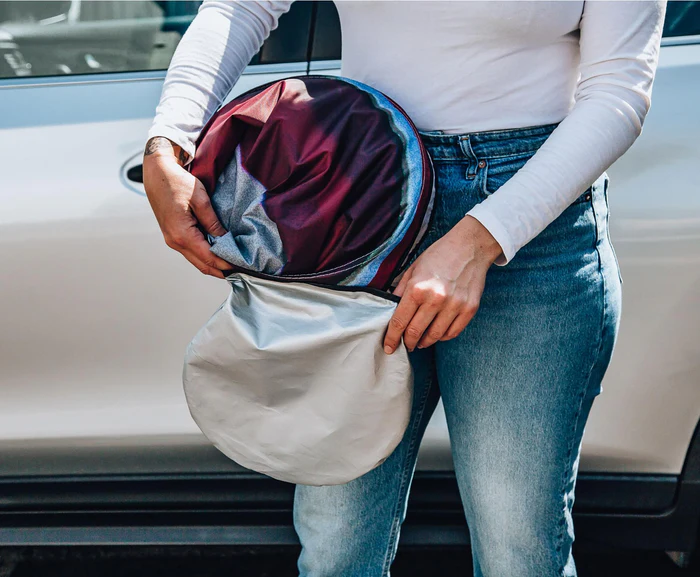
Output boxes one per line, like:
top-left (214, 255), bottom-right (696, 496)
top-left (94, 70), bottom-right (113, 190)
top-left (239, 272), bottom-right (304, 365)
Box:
top-left (0, 546), bottom-right (698, 576)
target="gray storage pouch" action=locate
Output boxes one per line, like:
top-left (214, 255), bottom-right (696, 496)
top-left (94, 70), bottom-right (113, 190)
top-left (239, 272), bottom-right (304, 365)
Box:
top-left (183, 273), bottom-right (413, 486)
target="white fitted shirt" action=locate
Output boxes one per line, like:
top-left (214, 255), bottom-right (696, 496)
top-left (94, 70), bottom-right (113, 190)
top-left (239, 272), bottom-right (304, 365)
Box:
top-left (148, 0), bottom-right (666, 263)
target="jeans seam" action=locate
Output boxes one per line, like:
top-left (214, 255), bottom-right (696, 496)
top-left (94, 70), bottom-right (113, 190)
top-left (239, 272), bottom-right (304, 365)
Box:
top-left (554, 377), bottom-right (588, 575)
top-left (380, 368), bottom-right (435, 577)
top-left (555, 194), bottom-right (608, 575)
top-left (474, 149), bottom-right (539, 161)
top-left (479, 159), bottom-right (491, 198)
top-left (602, 176), bottom-right (623, 285)
top-left (428, 149), bottom-right (540, 162)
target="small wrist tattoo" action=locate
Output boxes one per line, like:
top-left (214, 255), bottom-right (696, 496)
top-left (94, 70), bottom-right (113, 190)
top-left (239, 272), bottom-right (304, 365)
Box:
top-left (144, 137), bottom-right (189, 165)
top-left (144, 136), bottom-right (171, 155)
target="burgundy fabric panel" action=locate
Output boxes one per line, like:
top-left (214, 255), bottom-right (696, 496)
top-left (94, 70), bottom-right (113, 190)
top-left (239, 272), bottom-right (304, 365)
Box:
top-left (188, 75), bottom-right (434, 289)
top-left (189, 82), bottom-right (279, 193)
top-left (238, 78), bottom-right (405, 276)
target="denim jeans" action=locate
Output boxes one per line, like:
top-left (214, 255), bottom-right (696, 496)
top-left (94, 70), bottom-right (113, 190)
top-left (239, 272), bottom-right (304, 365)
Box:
top-left (293, 123), bottom-right (622, 577)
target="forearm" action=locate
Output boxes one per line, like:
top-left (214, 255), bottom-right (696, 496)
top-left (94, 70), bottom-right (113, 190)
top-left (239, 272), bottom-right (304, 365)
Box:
top-left (147, 0), bottom-right (294, 164)
top-left (468, 1), bottom-right (666, 264)
top-left (468, 96), bottom-right (646, 264)
top-left (144, 136), bottom-right (189, 166)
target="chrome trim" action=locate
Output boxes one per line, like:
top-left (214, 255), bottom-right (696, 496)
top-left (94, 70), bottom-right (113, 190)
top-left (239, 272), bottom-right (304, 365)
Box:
top-left (0, 525), bottom-right (301, 546)
top-left (661, 35), bottom-right (700, 47)
top-left (309, 59), bottom-right (342, 72)
top-left (244, 61), bottom-right (308, 75)
top-left (0, 69), bottom-right (167, 89)
top-left (0, 525), bottom-right (476, 547)
top-left (0, 62), bottom-right (307, 89)
top-left (0, 35), bottom-right (697, 86)
top-left (120, 151), bottom-right (147, 198)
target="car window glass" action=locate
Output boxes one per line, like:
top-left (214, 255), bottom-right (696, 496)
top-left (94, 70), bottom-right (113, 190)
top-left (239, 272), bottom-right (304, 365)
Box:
top-left (310, 1), bottom-right (341, 62)
top-left (663, 1), bottom-right (700, 37)
top-left (308, 1), bottom-right (700, 60)
top-left (6, 0), bottom-right (694, 81)
top-left (0, 0), bottom-right (312, 80)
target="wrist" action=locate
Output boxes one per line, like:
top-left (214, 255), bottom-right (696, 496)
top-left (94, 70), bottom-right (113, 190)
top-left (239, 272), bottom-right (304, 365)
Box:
top-left (144, 136), bottom-right (189, 167)
top-left (454, 215), bottom-right (503, 265)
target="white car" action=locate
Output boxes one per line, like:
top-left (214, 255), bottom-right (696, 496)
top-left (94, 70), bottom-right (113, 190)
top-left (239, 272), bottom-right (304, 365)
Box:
top-left (0, 0), bottom-right (699, 564)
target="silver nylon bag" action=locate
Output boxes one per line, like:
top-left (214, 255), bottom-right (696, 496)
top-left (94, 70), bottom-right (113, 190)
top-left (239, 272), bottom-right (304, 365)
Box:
top-left (183, 273), bottom-right (413, 486)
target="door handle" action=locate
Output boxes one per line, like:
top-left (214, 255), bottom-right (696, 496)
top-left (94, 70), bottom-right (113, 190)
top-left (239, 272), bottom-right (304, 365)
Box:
top-left (126, 164), bottom-right (143, 183)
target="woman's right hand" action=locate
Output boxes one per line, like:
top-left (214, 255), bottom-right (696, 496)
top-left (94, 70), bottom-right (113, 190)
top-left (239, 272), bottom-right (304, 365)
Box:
top-left (142, 137), bottom-right (232, 279)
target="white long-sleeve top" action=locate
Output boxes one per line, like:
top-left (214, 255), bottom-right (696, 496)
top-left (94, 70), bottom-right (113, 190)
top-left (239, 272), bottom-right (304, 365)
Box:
top-left (148, 0), bottom-right (666, 264)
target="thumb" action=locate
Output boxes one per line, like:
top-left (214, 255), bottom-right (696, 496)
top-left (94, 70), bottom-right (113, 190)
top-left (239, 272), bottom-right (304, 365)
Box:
top-left (190, 182), bottom-right (227, 238)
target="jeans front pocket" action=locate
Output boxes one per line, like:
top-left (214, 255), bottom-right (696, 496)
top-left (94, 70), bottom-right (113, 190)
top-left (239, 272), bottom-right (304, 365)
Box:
top-left (482, 151), bottom-right (594, 208)
top-left (480, 151), bottom-right (534, 198)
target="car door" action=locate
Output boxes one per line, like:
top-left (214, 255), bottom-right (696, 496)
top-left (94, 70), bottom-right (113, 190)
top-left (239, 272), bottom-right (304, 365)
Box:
top-left (2, 0), bottom-right (699, 482)
top-left (583, 1), bottom-right (700, 475)
top-left (308, 1), bottom-right (700, 477)
top-left (0, 0), bottom-right (314, 476)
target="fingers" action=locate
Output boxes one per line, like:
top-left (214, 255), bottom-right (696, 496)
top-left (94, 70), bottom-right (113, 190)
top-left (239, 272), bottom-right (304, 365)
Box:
top-left (187, 223), bottom-right (233, 270)
top-left (385, 282), bottom-right (482, 354)
top-left (417, 305), bottom-right (461, 349)
top-left (144, 158), bottom-right (231, 278)
top-left (190, 183), bottom-right (228, 237)
top-left (383, 264), bottom-right (417, 354)
top-left (164, 222), bottom-right (232, 277)
top-left (401, 302), bottom-right (441, 352)
top-left (180, 248), bottom-right (225, 279)
top-left (417, 291), bottom-right (482, 348)
top-left (383, 292), bottom-right (420, 354)
top-left (440, 308), bottom-right (478, 342)
top-left (384, 276), bottom-right (448, 353)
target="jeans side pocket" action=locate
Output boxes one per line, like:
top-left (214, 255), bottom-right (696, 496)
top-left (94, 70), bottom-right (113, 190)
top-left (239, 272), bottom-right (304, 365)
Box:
top-left (591, 173), bottom-right (623, 286)
top-left (602, 174), bottom-right (623, 285)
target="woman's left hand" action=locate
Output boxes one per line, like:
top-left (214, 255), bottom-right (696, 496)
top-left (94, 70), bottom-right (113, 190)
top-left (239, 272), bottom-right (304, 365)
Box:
top-left (383, 216), bottom-right (503, 354)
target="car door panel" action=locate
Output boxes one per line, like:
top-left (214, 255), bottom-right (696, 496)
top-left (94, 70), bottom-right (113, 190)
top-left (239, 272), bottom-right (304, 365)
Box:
top-left (583, 42), bottom-right (700, 474)
top-left (0, 70), bottom-right (307, 457)
top-left (1, 1), bottom-right (699, 480)
top-left (0, 1), bottom-right (311, 476)
top-left (309, 9), bottom-right (700, 475)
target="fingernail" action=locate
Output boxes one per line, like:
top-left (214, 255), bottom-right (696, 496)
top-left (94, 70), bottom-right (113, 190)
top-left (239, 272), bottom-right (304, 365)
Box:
top-left (384, 346), bottom-right (393, 355)
top-left (417, 344), bottom-right (424, 349)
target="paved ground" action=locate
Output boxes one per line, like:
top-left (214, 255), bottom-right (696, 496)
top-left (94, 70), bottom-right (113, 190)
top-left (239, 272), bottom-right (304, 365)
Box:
top-left (0, 546), bottom-right (698, 576)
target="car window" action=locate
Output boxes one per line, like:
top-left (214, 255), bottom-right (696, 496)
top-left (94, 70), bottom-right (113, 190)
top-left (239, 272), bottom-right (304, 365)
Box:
top-left (307, 1), bottom-right (700, 61)
top-left (6, 0), bottom-right (694, 81)
top-left (310, 1), bottom-right (341, 62)
top-left (0, 0), bottom-right (312, 80)
top-left (663, 1), bottom-right (700, 38)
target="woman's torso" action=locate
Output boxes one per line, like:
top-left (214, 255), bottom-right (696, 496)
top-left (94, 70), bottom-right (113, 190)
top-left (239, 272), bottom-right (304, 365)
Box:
top-left (335, 0), bottom-right (585, 133)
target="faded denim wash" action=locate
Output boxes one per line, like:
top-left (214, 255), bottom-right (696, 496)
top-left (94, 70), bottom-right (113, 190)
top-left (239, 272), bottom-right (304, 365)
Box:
top-left (294, 123), bottom-right (622, 577)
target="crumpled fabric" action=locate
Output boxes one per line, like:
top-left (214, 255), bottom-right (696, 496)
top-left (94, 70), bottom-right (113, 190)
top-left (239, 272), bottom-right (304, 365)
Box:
top-left (190, 75), bottom-right (434, 290)
top-left (183, 274), bottom-right (412, 485)
top-left (183, 76), bottom-right (434, 486)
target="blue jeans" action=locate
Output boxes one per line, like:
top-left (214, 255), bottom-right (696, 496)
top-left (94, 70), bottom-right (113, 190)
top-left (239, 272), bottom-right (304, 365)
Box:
top-left (293, 123), bottom-right (622, 577)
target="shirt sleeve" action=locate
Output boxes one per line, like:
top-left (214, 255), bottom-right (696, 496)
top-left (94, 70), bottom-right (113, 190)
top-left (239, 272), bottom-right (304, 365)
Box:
top-left (467, 1), bottom-right (666, 265)
top-left (147, 0), bottom-right (295, 164)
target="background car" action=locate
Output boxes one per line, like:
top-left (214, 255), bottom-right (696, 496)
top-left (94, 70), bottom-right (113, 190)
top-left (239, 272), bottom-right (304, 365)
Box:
top-left (0, 0), bottom-right (699, 567)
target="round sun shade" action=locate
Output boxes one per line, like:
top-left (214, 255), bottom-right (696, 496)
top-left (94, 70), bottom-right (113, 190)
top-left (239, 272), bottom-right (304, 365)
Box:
top-left (188, 75), bottom-right (435, 290)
